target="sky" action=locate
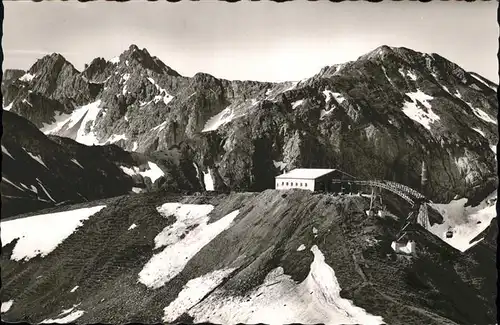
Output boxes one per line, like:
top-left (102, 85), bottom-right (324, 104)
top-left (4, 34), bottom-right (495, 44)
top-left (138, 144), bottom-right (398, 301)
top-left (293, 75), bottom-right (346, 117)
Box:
top-left (2, 0), bottom-right (499, 83)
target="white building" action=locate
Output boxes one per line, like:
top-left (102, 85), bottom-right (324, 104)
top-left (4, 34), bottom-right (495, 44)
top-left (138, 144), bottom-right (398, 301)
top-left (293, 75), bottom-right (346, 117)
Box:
top-left (275, 168), bottom-right (355, 192)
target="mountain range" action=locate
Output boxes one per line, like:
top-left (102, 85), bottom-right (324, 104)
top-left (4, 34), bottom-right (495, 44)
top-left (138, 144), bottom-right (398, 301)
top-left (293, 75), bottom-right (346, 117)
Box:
top-left (2, 44), bottom-right (498, 206)
top-left (1, 44), bottom-right (498, 325)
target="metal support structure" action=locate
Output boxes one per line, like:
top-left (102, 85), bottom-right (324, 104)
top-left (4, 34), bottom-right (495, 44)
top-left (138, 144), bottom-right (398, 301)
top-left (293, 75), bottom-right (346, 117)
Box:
top-left (369, 187), bottom-right (374, 210)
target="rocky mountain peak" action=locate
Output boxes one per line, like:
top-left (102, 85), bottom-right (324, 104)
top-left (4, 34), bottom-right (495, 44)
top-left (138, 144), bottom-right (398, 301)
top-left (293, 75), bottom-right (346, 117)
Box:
top-left (118, 44), bottom-right (181, 77)
top-left (362, 44), bottom-right (396, 60)
top-left (28, 52), bottom-right (77, 76)
top-left (82, 57), bottom-right (115, 83)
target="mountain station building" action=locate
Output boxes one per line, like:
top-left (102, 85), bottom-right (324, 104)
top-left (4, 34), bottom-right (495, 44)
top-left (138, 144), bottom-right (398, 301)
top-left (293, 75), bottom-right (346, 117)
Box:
top-left (275, 168), bottom-right (356, 192)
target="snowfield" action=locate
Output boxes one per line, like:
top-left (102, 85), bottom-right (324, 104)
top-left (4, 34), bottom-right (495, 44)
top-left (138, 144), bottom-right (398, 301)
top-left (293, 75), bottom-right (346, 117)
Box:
top-left (0, 205), bottom-right (106, 261)
top-left (182, 245), bottom-right (384, 325)
top-left (429, 191), bottom-right (497, 252)
top-left (138, 203), bottom-right (240, 289)
top-left (41, 100), bottom-right (104, 146)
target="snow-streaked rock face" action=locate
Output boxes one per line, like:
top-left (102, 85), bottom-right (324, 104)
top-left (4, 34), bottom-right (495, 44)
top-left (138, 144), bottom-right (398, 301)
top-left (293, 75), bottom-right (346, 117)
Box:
top-left (401, 90), bottom-right (440, 130)
top-left (1, 110), bottom-right (169, 218)
top-left (0, 205), bottom-right (106, 261)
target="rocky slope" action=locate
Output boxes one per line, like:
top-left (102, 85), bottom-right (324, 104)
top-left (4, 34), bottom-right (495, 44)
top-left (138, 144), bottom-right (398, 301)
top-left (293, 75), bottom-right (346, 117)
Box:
top-left (1, 111), bottom-right (201, 218)
top-left (3, 45), bottom-right (497, 203)
top-left (0, 189), bottom-right (496, 325)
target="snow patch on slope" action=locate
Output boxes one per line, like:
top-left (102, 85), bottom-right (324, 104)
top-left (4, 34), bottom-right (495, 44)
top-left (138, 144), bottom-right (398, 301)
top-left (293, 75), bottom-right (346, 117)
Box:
top-left (402, 90), bottom-right (440, 130)
top-left (41, 309), bottom-right (85, 324)
top-left (36, 178), bottom-right (57, 203)
top-left (273, 160), bottom-right (287, 172)
top-left (202, 108), bottom-right (235, 132)
top-left (0, 205), bottom-right (106, 261)
top-left (321, 90), bottom-right (345, 120)
top-left (1, 300), bottom-right (14, 313)
top-left (464, 101), bottom-right (497, 125)
top-left (2, 145), bottom-right (14, 159)
top-left (3, 102), bottom-right (13, 111)
top-left (120, 162), bottom-right (164, 183)
top-left (470, 74), bottom-right (498, 92)
top-left (323, 90), bottom-right (346, 104)
top-left (40, 112), bottom-right (73, 133)
top-left (41, 100), bottom-right (103, 146)
top-left (398, 68), bottom-right (417, 81)
top-left (25, 150), bottom-right (49, 169)
top-left (291, 99), bottom-right (304, 109)
top-left (147, 77), bottom-right (174, 106)
top-left (204, 170), bottom-right (214, 191)
top-left (472, 128), bottom-right (486, 137)
top-left (22, 99), bottom-right (33, 107)
top-left (2, 177), bottom-right (26, 192)
top-left (186, 245), bottom-right (384, 325)
top-left (71, 159), bottom-right (84, 169)
top-left (138, 203), bottom-right (239, 289)
top-left (141, 162), bottom-right (164, 183)
top-left (163, 267), bottom-right (236, 322)
top-left (152, 121), bottom-right (168, 132)
top-left (19, 73), bottom-right (35, 82)
top-left (429, 191), bottom-right (497, 252)
top-left (105, 134), bottom-right (128, 144)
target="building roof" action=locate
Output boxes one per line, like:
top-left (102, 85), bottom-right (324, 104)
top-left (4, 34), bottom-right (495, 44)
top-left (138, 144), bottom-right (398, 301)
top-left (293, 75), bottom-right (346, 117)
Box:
top-left (276, 168), bottom-right (337, 180)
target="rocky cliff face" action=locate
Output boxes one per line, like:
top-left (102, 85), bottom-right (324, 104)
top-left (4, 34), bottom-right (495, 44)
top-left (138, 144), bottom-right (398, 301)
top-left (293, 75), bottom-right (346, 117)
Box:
top-left (3, 45), bottom-right (497, 203)
top-left (0, 190), bottom-right (496, 325)
top-left (1, 111), bottom-right (201, 218)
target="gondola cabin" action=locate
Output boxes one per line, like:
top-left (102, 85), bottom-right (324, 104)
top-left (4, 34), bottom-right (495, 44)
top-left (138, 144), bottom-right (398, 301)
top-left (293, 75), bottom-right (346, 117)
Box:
top-left (275, 168), bottom-right (356, 193)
